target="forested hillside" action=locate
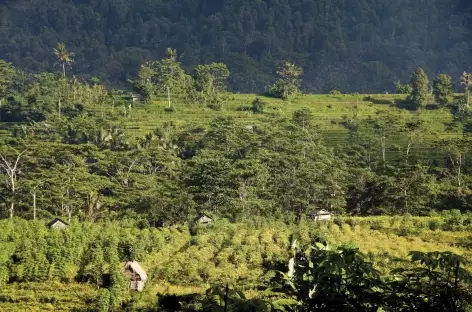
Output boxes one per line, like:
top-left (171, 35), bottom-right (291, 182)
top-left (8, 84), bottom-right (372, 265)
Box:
top-left (0, 0), bottom-right (471, 92)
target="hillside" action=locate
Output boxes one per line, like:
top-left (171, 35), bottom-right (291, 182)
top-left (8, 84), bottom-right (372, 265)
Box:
top-left (0, 0), bottom-right (471, 92)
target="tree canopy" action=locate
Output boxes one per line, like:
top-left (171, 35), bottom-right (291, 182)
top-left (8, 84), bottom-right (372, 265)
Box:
top-left (0, 0), bottom-right (471, 92)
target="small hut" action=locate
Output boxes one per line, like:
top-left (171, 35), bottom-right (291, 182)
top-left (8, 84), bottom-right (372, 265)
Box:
top-left (194, 213), bottom-right (213, 225)
top-left (307, 209), bottom-right (333, 221)
top-left (47, 218), bottom-right (68, 229)
top-left (123, 261), bottom-right (148, 292)
top-left (130, 93), bottom-right (141, 103)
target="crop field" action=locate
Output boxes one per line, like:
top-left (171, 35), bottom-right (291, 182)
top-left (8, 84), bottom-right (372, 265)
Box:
top-left (1, 215), bottom-right (470, 311)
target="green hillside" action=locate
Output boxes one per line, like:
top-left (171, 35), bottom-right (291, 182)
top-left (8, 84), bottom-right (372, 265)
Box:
top-left (1, 0), bottom-right (471, 92)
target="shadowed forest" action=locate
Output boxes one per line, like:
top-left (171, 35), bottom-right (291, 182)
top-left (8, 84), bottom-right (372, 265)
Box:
top-left (0, 0), bottom-right (471, 92)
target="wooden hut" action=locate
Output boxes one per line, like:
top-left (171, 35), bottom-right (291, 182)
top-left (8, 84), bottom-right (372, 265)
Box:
top-left (130, 93), bottom-right (141, 103)
top-left (194, 213), bottom-right (213, 225)
top-left (123, 261), bottom-right (147, 292)
top-left (307, 209), bottom-right (333, 221)
top-left (47, 218), bottom-right (68, 229)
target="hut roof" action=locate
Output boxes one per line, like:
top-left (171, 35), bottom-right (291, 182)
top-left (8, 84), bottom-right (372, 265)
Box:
top-left (194, 213), bottom-right (213, 223)
top-left (124, 261), bottom-right (147, 282)
top-left (47, 218), bottom-right (68, 228)
top-left (307, 209), bottom-right (333, 217)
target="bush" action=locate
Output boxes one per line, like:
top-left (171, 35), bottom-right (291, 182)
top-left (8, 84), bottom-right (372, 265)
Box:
top-left (370, 220), bottom-right (386, 231)
top-left (329, 89), bottom-right (342, 95)
top-left (344, 218), bottom-right (359, 227)
top-left (251, 97), bottom-right (266, 114)
top-left (207, 102), bottom-right (222, 111)
top-left (443, 209), bottom-right (464, 229)
top-left (164, 106), bottom-right (176, 113)
top-left (428, 219), bottom-right (442, 231)
top-left (397, 223), bottom-right (415, 236)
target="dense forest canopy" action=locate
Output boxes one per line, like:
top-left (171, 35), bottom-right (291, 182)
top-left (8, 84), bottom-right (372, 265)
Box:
top-left (0, 0), bottom-right (471, 92)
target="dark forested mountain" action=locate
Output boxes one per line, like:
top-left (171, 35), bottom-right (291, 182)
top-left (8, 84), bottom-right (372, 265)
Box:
top-left (0, 0), bottom-right (471, 92)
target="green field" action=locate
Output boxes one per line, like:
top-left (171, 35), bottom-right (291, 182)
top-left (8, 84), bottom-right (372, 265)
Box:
top-left (1, 216), bottom-right (471, 311)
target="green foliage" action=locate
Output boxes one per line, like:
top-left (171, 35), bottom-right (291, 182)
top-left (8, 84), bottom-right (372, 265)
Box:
top-left (275, 241), bottom-right (472, 311)
top-left (394, 81), bottom-right (413, 94)
top-left (251, 97), bottom-right (266, 114)
top-left (329, 89), bottom-right (342, 95)
top-left (292, 108), bottom-right (312, 129)
top-left (269, 62), bottom-right (303, 101)
top-left (0, 60), bottom-right (15, 101)
top-left (390, 251), bottom-right (472, 311)
top-left (433, 74), bottom-right (453, 105)
top-left (408, 67), bottom-right (430, 108)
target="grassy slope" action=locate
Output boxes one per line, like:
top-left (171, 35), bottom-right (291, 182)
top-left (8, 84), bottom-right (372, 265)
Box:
top-left (121, 93), bottom-right (459, 159)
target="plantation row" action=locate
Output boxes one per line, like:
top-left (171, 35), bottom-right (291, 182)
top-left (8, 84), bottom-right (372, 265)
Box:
top-left (0, 216), bottom-right (471, 311)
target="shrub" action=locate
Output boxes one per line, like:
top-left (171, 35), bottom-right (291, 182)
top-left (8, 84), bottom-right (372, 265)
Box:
top-left (164, 106), bottom-right (176, 113)
top-left (443, 209), bottom-right (464, 229)
top-left (397, 223), bottom-right (415, 236)
top-left (345, 218), bottom-right (359, 227)
top-left (370, 220), bottom-right (386, 231)
top-left (251, 97), bottom-right (266, 114)
top-left (428, 219), bottom-right (442, 231)
top-left (207, 102), bottom-right (222, 111)
top-left (329, 89), bottom-right (342, 95)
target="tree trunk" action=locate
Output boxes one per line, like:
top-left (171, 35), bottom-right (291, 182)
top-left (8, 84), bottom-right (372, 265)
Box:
top-left (33, 191), bottom-right (36, 221)
top-left (406, 142), bottom-right (412, 165)
top-left (167, 86), bottom-right (171, 108)
top-left (381, 136), bottom-right (386, 166)
top-left (58, 97), bottom-right (61, 118)
top-left (223, 283), bottom-right (229, 312)
top-left (62, 63), bottom-right (66, 78)
top-left (404, 189), bottom-right (408, 213)
top-left (9, 176), bottom-right (15, 219)
top-left (9, 201), bottom-right (14, 219)
top-left (467, 89), bottom-right (470, 108)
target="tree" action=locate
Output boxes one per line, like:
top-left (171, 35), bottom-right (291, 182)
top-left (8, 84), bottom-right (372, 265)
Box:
top-left (460, 72), bottom-right (472, 108)
top-left (292, 108), bottom-right (312, 130)
top-left (394, 80), bottom-right (412, 94)
top-left (409, 67), bottom-right (429, 108)
top-left (433, 74), bottom-right (453, 105)
top-left (270, 62), bottom-right (303, 101)
top-left (0, 149), bottom-right (27, 218)
top-left (130, 61), bottom-right (156, 102)
top-left (0, 60), bottom-right (15, 102)
top-left (53, 43), bottom-right (74, 78)
top-left (194, 62), bottom-right (230, 98)
top-left (155, 48), bottom-right (188, 108)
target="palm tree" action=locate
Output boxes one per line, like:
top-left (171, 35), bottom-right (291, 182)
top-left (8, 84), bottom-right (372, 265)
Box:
top-left (53, 43), bottom-right (74, 77)
top-left (461, 72), bottom-right (472, 108)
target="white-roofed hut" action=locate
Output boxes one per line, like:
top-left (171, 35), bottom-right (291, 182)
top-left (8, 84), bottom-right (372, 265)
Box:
top-left (307, 209), bottom-right (333, 221)
top-left (123, 261), bottom-right (148, 292)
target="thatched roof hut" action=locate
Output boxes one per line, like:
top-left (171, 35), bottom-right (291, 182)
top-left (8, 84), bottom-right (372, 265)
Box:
top-left (307, 209), bottom-right (333, 221)
top-left (194, 213), bottom-right (213, 225)
top-left (123, 261), bottom-right (147, 292)
top-left (47, 218), bottom-right (68, 229)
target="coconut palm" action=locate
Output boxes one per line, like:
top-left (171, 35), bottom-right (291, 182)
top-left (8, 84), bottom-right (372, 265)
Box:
top-left (460, 72), bottom-right (472, 107)
top-left (53, 42), bottom-right (74, 77)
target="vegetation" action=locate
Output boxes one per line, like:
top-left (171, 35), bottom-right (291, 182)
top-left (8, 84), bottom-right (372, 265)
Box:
top-left (0, 215), bottom-right (472, 311)
top-left (1, 13), bottom-right (472, 307)
top-left (408, 67), bottom-right (430, 109)
top-left (1, 0), bottom-right (471, 92)
top-left (433, 74), bottom-right (453, 105)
